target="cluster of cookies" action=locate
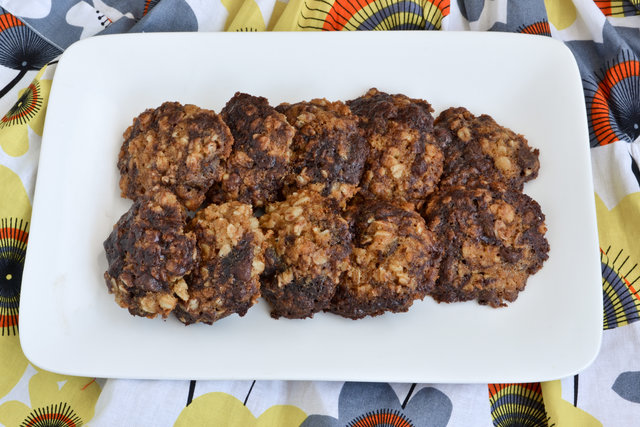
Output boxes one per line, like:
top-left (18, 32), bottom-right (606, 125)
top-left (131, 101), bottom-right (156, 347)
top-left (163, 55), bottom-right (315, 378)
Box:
top-left (103, 89), bottom-right (549, 324)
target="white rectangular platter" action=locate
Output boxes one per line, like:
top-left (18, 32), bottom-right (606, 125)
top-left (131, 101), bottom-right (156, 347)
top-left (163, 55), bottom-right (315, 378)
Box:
top-left (20, 32), bottom-right (602, 382)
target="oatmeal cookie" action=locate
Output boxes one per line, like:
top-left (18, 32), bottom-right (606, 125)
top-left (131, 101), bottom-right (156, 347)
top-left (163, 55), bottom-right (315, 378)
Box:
top-left (208, 93), bottom-right (295, 206)
top-left (347, 88), bottom-right (445, 206)
top-left (276, 98), bottom-right (368, 205)
top-left (423, 185), bottom-right (549, 307)
top-left (118, 101), bottom-right (233, 211)
top-left (435, 107), bottom-right (539, 190)
top-left (259, 190), bottom-right (352, 319)
top-left (174, 201), bottom-right (266, 325)
top-left (103, 190), bottom-right (196, 319)
top-left (329, 199), bottom-right (442, 319)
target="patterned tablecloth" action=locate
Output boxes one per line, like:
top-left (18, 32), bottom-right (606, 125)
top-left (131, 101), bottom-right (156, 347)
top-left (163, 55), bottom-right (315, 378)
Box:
top-left (0, 1), bottom-right (639, 426)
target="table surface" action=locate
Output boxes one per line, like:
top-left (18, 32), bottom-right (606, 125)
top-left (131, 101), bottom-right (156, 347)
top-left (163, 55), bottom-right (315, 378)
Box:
top-left (0, 1), bottom-right (639, 426)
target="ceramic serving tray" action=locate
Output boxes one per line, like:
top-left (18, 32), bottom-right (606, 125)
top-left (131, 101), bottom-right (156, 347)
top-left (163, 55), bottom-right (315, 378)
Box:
top-left (20, 32), bottom-right (602, 382)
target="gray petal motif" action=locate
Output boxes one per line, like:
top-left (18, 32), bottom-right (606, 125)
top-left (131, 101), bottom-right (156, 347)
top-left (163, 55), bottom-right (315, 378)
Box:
top-left (300, 414), bottom-right (340, 427)
top-left (404, 387), bottom-right (453, 427)
top-left (457, 0), bottom-right (486, 22)
top-left (612, 372), bottom-right (640, 403)
top-left (301, 382), bottom-right (452, 427)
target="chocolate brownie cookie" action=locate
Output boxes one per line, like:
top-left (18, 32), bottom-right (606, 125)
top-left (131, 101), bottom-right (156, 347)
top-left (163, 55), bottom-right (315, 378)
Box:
top-left (435, 107), bottom-right (539, 190)
top-left (347, 88), bottom-right (445, 207)
top-left (259, 190), bottom-right (352, 319)
top-left (118, 102), bottom-right (233, 211)
top-left (208, 93), bottom-right (295, 206)
top-left (329, 199), bottom-right (442, 319)
top-left (276, 98), bottom-right (368, 205)
top-left (174, 201), bottom-right (266, 325)
top-left (423, 186), bottom-right (549, 307)
top-left (103, 190), bottom-right (196, 319)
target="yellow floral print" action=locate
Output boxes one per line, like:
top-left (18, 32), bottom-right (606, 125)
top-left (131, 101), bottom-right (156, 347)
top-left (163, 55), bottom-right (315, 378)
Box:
top-left (0, 165), bottom-right (32, 221)
top-left (174, 392), bottom-right (306, 427)
top-left (542, 380), bottom-right (602, 426)
top-left (227, 0), bottom-right (267, 31)
top-left (595, 192), bottom-right (640, 264)
top-left (0, 369), bottom-right (101, 427)
top-left (268, 0), bottom-right (289, 30)
top-left (221, 0), bottom-right (244, 29)
top-left (0, 335), bottom-right (29, 399)
top-left (0, 66), bottom-right (52, 157)
top-left (543, 0), bottom-right (577, 30)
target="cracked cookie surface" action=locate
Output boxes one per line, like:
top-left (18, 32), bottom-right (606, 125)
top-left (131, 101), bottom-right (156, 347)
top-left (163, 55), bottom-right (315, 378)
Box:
top-left (118, 101), bottom-right (233, 211)
top-left (329, 199), bottom-right (442, 319)
top-left (435, 107), bottom-right (539, 191)
top-left (208, 93), bottom-right (294, 206)
top-left (277, 98), bottom-right (368, 206)
top-left (175, 201), bottom-right (266, 325)
top-left (259, 190), bottom-right (351, 319)
top-left (103, 190), bottom-right (196, 319)
top-left (423, 185), bottom-right (549, 307)
top-left (348, 88), bottom-right (445, 207)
